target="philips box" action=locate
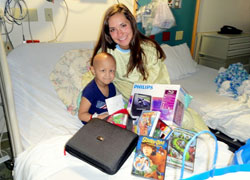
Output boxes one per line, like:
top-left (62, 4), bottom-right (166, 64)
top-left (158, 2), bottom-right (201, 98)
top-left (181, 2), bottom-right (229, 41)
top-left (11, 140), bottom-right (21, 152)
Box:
top-left (127, 83), bottom-right (188, 127)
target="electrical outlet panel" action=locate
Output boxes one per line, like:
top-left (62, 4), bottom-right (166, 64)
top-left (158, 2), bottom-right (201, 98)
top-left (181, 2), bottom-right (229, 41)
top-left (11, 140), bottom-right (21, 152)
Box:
top-left (12, 8), bottom-right (38, 22)
top-left (175, 31), bottom-right (183, 40)
top-left (24, 8), bottom-right (38, 22)
top-left (44, 8), bottom-right (53, 22)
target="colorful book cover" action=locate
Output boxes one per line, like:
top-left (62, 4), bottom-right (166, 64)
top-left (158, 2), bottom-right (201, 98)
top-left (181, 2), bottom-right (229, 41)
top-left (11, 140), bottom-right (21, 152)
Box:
top-left (106, 113), bottom-right (128, 129)
top-left (137, 110), bottom-right (161, 137)
top-left (105, 95), bottom-right (128, 128)
top-left (132, 136), bottom-right (168, 180)
top-left (166, 127), bottom-right (197, 171)
top-left (153, 120), bottom-right (173, 140)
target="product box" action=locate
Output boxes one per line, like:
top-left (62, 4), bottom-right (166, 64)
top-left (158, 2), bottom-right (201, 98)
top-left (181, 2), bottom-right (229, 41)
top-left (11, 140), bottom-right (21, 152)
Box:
top-left (127, 83), bottom-right (188, 127)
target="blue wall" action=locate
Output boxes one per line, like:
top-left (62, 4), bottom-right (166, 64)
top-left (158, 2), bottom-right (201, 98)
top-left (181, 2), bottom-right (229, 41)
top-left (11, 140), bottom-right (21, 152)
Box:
top-left (137, 0), bottom-right (196, 47)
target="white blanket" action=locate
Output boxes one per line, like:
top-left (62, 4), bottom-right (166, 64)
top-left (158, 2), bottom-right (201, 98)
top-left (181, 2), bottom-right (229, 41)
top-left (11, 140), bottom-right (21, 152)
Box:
top-left (173, 65), bottom-right (250, 142)
top-left (201, 100), bottom-right (250, 142)
top-left (8, 42), bottom-right (94, 149)
top-left (14, 134), bottom-right (233, 180)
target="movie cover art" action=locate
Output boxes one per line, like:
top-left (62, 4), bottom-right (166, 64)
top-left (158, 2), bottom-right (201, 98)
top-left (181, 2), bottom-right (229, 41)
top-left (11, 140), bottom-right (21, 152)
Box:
top-left (137, 110), bottom-right (161, 137)
top-left (167, 128), bottom-right (196, 171)
top-left (153, 120), bottom-right (173, 140)
top-left (132, 136), bottom-right (168, 180)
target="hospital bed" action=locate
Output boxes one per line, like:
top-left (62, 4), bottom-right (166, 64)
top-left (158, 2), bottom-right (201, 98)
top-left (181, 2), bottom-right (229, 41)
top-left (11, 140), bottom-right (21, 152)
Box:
top-left (1, 33), bottom-right (249, 179)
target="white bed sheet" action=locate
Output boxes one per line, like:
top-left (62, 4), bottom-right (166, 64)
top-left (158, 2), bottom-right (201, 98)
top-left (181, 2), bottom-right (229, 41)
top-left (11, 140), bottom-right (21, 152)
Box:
top-left (8, 42), bottom-right (95, 150)
top-left (173, 65), bottom-right (250, 142)
top-left (14, 134), bottom-right (233, 180)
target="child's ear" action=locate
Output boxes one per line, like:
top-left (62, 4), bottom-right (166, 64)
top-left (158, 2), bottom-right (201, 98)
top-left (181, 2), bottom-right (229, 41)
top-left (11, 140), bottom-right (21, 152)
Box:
top-left (90, 66), bottom-right (95, 75)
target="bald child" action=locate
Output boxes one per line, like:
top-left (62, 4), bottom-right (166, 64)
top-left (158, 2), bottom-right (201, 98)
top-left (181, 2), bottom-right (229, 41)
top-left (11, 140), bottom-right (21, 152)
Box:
top-left (78, 52), bottom-right (116, 124)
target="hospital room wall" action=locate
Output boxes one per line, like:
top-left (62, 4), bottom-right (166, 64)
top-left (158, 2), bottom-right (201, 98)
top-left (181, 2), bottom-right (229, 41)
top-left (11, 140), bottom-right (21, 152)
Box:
top-left (0, 0), bottom-right (134, 48)
top-left (197, 0), bottom-right (250, 33)
top-left (0, 0), bottom-right (250, 49)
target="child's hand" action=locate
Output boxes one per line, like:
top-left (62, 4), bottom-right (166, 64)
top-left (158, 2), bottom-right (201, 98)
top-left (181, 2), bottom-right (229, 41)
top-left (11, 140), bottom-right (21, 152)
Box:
top-left (97, 112), bottom-right (109, 120)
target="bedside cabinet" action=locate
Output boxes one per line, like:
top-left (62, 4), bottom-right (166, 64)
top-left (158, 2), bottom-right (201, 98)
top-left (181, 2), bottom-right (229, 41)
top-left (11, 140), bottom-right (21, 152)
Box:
top-left (198, 32), bottom-right (250, 72)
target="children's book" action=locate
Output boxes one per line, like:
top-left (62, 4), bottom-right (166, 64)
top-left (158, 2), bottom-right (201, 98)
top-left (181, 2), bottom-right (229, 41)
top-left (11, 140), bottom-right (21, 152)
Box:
top-left (153, 119), bottom-right (173, 140)
top-left (127, 83), bottom-right (188, 127)
top-left (106, 110), bottom-right (128, 129)
top-left (105, 95), bottom-right (128, 128)
top-left (132, 136), bottom-right (168, 180)
top-left (136, 110), bottom-right (161, 137)
top-left (166, 127), bottom-right (197, 171)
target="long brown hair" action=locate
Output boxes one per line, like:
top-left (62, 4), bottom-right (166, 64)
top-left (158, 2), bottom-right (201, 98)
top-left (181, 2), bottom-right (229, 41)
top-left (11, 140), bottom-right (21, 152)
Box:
top-left (91, 3), bottom-right (166, 80)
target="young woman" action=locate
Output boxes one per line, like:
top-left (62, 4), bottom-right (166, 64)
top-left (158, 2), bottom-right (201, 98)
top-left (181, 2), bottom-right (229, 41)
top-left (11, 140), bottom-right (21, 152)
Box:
top-left (82, 3), bottom-right (170, 101)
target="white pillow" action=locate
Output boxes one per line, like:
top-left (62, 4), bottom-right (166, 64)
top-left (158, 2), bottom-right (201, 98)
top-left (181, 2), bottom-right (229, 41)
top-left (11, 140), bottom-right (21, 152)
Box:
top-left (173, 43), bottom-right (197, 74)
top-left (161, 43), bottom-right (197, 81)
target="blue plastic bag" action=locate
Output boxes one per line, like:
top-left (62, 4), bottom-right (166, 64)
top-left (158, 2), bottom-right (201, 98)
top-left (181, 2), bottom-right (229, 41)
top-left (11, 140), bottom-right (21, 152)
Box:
top-left (233, 139), bottom-right (250, 165)
top-left (180, 133), bottom-right (250, 180)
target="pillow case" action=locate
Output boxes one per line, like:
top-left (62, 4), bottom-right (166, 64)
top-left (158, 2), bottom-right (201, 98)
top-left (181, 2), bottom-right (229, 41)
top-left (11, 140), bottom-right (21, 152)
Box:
top-left (161, 43), bottom-right (197, 81)
top-left (49, 49), bottom-right (93, 115)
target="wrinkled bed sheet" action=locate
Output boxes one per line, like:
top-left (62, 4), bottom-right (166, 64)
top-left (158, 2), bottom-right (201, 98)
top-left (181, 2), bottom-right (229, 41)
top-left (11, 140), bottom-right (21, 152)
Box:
top-left (173, 65), bottom-right (250, 142)
top-left (8, 42), bottom-right (95, 149)
top-left (14, 134), bottom-right (233, 180)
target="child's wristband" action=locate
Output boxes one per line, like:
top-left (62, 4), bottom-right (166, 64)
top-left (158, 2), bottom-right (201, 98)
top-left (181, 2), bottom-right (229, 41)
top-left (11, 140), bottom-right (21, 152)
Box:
top-left (90, 113), bottom-right (98, 120)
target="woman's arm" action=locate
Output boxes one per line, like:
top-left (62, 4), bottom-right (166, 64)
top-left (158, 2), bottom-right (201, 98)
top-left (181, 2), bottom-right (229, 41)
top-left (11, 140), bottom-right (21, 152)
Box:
top-left (142, 44), bottom-right (171, 84)
top-left (146, 57), bottom-right (170, 84)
